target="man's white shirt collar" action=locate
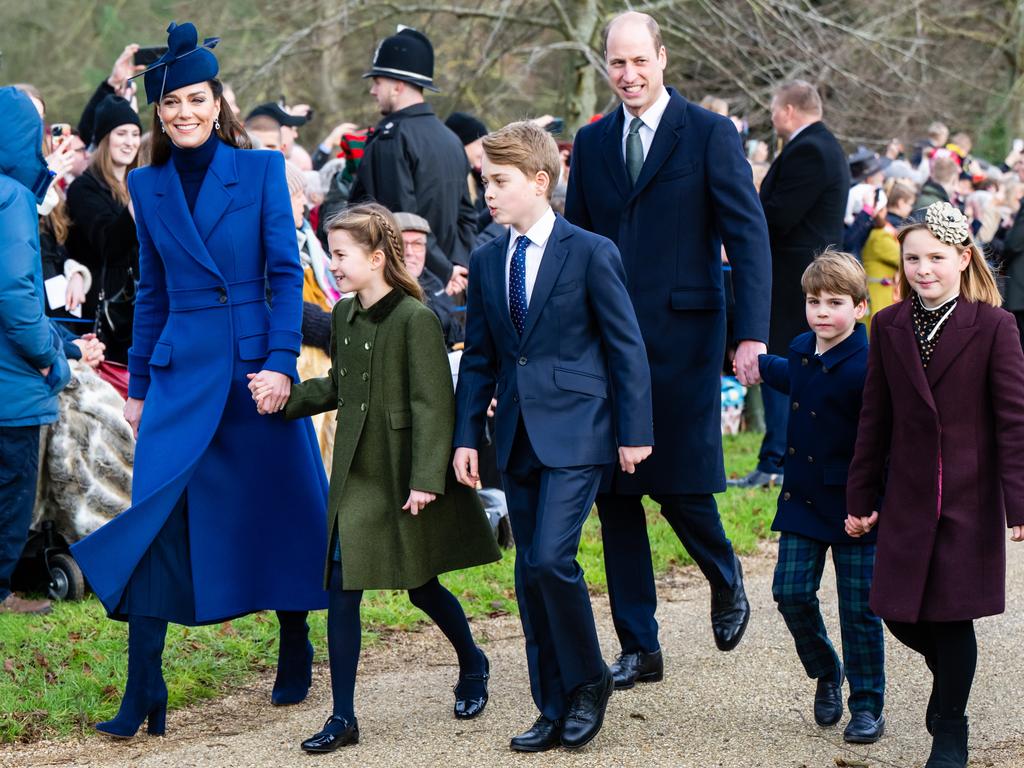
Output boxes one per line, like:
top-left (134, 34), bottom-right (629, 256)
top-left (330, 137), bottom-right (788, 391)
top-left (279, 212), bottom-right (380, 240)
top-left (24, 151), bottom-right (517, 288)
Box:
top-left (621, 87), bottom-right (671, 136)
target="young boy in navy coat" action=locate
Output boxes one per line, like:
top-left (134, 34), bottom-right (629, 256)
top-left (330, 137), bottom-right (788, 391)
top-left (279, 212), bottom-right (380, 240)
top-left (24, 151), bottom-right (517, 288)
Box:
top-left (454, 121), bottom-right (653, 752)
top-left (757, 251), bottom-right (885, 744)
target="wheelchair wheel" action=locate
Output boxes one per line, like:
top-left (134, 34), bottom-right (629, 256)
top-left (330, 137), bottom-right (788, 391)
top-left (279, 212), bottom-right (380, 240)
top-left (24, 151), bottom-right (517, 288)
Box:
top-left (48, 553), bottom-right (85, 602)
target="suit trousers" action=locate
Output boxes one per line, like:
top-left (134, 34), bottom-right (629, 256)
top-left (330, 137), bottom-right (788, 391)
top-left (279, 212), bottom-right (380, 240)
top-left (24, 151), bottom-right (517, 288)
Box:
top-left (757, 383), bottom-right (789, 475)
top-left (772, 532), bottom-right (885, 715)
top-left (598, 492), bottom-right (737, 654)
top-left (502, 419), bottom-right (607, 721)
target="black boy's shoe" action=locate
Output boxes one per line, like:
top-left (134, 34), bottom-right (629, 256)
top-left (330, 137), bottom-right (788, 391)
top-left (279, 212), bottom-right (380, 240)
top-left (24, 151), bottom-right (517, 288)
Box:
top-left (300, 716), bottom-right (359, 753)
top-left (560, 666), bottom-right (614, 749)
top-left (711, 556), bottom-right (750, 651)
top-left (844, 711), bottom-right (886, 743)
top-left (454, 651), bottom-right (490, 719)
top-left (610, 649), bottom-right (664, 690)
top-left (814, 664), bottom-right (845, 726)
top-left (510, 716), bottom-right (562, 753)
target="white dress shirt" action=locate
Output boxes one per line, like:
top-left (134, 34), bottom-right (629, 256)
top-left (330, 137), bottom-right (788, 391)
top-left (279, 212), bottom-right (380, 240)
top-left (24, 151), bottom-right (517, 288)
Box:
top-left (505, 206), bottom-right (557, 305)
top-left (621, 87), bottom-right (671, 162)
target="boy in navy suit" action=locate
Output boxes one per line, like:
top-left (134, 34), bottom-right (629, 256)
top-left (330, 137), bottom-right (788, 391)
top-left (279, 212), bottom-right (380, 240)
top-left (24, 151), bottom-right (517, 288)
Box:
top-left (454, 121), bottom-right (653, 752)
top-left (757, 251), bottom-right (885, 744)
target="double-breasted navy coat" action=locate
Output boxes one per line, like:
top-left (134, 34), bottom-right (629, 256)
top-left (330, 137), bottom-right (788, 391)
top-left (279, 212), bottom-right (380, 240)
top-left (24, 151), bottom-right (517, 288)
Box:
top-left (565, 89), bottom-right (772, 494)
top-left (72, 141), bottom-right (329, 623)
top-left (759, 325), bottom-right (875, 544)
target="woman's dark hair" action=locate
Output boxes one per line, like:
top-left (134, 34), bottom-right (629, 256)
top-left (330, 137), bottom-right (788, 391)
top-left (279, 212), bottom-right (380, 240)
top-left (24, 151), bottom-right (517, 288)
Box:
top-left (150, 78), bottom-right (250, 165)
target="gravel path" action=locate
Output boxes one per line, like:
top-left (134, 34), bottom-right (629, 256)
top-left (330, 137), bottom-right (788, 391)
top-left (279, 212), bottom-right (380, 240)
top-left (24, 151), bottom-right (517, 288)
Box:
top-left (5, 542), bottom-right (1022, 768)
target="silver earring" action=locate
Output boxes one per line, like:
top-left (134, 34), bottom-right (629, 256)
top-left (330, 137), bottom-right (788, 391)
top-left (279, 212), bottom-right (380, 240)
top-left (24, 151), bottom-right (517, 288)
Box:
top-left (160, 122), bottom-right (165, 133)
top-left (214, 118), bottom-right (221, 131)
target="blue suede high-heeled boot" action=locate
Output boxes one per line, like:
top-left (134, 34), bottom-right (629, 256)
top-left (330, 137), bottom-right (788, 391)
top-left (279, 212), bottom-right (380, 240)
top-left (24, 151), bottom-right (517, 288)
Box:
top-left (272, 610), bottom-right (314, 706)
top-left (96, 615), bottom-right (169, 738)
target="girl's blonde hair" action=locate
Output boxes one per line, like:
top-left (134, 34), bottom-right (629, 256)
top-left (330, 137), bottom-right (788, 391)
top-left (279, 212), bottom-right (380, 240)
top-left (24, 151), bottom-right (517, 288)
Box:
top-left (326, 203), bottom-right (423, 302)
top-left (895, 222), bottom-right (1002, 307)
top-left (89, 132), bottom-right (138, 207)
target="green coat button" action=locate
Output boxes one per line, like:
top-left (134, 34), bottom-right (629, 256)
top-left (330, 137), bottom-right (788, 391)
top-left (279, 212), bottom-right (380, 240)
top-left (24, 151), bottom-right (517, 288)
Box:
top-left (340, 368), bottom-right (347, 377)
top-left (360, 403), bottom-right (367, 412)
top-left (364, 342), bottom-right (371, 351)
top-left (339, 398), bottom-right (345, 407)
top-left (344, 337), bottom-right (350, 345)
top-left (362, 372), bottom-right (369, 381)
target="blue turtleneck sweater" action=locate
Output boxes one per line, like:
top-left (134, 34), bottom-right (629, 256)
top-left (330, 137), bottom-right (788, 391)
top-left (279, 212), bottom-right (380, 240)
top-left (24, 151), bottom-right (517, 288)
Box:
top-left (171, 133), bottom-right (220, 213)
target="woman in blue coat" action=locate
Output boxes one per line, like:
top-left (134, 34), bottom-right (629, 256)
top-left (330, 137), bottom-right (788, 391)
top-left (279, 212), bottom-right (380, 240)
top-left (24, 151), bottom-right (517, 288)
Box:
top-left (71, 22), bottom-right (329, 738)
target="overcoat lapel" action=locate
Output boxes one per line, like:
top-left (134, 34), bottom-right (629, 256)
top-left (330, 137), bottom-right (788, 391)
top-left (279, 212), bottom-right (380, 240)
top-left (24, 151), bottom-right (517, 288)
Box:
top-left (193, 141), bottom-right (239, 244)
top-left (628, 91), bottom-right (686, 203)
top-left (519, 218), bottom-right (570, 346)
top-left (599, 108), bottom-right (630, 198)
top-left (925, 300), bottom-right (979, 388)
top-left (885, 299), bottom-right (937, 413)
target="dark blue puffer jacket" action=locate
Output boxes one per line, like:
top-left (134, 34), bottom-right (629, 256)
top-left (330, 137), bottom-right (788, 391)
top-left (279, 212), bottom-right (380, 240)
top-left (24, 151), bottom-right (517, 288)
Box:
top-left (0, 86), bottom-right (71, 426)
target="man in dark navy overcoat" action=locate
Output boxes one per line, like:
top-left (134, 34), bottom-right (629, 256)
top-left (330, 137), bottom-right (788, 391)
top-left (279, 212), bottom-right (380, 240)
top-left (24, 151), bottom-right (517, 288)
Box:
top-left (565, 11), bottom-right (772, 688)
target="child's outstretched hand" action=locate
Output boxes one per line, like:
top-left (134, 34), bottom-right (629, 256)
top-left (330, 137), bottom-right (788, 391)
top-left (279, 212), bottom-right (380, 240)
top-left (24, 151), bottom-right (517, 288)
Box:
top-left (403, 489), bottom-right (436, 516)
top-left (1012, 526), bottom-right (1024, 543)
top-left (845, 512), bottom-right (879, 538)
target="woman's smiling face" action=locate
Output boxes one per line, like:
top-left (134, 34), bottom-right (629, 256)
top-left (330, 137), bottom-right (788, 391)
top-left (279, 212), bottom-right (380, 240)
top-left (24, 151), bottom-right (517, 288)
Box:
top-left (158, 82), bottom-right (220, 149)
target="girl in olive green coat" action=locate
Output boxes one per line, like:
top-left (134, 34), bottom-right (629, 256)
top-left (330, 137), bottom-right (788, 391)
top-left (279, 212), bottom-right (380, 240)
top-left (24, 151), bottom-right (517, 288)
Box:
top-left (260, 204), bottom-right (500, 753)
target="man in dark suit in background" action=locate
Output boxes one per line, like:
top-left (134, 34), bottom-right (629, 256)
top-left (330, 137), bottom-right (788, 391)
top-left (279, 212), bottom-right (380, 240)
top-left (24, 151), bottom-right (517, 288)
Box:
top-left (731, 81), bottom-right (850, 488)
top-left (565, 11), bottom-right (772, 689)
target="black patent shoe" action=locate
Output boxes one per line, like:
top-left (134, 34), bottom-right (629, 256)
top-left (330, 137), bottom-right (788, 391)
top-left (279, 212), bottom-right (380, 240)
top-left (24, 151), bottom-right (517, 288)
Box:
top-left (844, 711), bottom-right (885, 744)
top-left (454, 651), bottom-right (490, 719)
top-left (560, 667), bottom-right (614, 749)
top-left (301, 716), bottom-right (359, 753)
top-left (510, 716), bottom-right (562, 753)
top-left (711, 556), bottom-right (751, 652)
top-left (814, 665), bottom-right (844, 727)
top-left (610, 649), bottom-right (664, 690)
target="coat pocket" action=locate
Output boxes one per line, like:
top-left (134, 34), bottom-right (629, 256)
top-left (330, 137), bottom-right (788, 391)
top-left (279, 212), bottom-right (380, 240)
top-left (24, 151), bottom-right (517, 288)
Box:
top-left (553, 367), bottom-right (608, 399)
top-left (388, 408), bottom-right (412, 429)
top-left (670, 288), bottom-right (724, 311)
top-left (238, 332), bottom-right (269, 361)
top-left (149, 340), bottom-right (173, 368)
top-left (823, 464), bottom-right (849, 486)
top-left (657, 162), bottom-right (697, 182)
top-left (550, 280), bottom-right (579, 297)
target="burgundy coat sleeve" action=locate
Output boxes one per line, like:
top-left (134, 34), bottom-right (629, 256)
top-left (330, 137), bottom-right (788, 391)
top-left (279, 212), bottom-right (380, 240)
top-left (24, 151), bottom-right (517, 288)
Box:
top-left (989, 312), bottom-right (1024, 527)
top-left (846, 317), bottom-right (893, 518)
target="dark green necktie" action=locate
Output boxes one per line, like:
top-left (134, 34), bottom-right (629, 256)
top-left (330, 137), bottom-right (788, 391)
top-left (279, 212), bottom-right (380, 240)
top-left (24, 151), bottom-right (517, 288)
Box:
top-left (625, 117), bottom-right (644, 184)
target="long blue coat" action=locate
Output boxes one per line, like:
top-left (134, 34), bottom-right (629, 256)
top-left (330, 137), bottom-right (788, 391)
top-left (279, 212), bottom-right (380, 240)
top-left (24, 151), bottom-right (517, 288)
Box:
top-left (72, 141), bottom-right (329, 623)
top-left (565, 89), bottom-right (772, 495)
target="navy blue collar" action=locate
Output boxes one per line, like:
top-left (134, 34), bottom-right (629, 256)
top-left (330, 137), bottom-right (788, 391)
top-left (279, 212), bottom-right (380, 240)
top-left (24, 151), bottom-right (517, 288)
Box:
top-left (790, 322), bottom-right (868, 370)
top-left (171, 133), bottom-right (220, 175)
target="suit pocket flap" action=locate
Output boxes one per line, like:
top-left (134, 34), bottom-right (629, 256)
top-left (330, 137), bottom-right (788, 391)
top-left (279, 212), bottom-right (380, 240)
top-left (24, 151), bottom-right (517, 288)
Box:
top-left (238, 332), bottom-right (269, 361)
top-left (670, 288), bottom-right (724, 311)
top-left (553, 367), bottom-right (608, 399)
top-left (388, 409), bottom-right (412, 429)
top-left (823, 464), bottom-right (849, 486)
top-left (149, 341), bottom-right (172, 368)
top-left (550, 280), bottom-right (579, 297)
top-left (657, 162), bottom-right (697, 182)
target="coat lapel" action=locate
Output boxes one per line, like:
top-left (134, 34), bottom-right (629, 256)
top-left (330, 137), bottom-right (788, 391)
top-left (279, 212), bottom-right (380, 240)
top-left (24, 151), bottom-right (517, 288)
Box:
top-left (487, 231), bottom-right (519, 343)
top-left (153, 157), bottom-right (223, 279)
top-left (885, 299), bottom-right (937, 413)
top-left (519, 216), bottom-right (570, 346)
top-left (599, 108), bottom-right (630, 198)
top-left (925, 300), bottom-right (980, 388)
top-left (628, 90), bottom-right (686, 204)
top-left (193, 141), bottom-right (239, 244)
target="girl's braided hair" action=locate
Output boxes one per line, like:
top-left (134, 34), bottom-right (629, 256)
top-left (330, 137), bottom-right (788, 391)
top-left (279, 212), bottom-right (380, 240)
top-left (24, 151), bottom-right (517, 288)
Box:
top-left (325, 203), bottom-right (424, 302)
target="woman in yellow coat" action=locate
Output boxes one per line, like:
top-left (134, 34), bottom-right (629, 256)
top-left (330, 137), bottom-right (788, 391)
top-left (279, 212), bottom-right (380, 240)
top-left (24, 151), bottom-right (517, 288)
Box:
top-left (861, 183), bottom-right (915, 331)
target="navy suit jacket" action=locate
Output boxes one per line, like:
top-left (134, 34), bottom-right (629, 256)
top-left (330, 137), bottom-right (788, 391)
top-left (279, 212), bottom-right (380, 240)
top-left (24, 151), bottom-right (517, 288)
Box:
top-left (759, 324), bottom-right (873, 544)
top-left (565, 89), bottom-right (771, 494)
top-left (454, 214), bottom-right (653, 470)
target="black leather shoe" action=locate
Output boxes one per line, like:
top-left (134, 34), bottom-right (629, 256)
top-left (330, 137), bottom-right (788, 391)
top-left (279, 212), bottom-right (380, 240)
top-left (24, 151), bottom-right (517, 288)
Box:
top-left (560, 667), bottom-right (614, 749)
top-left (301, 716), bottom-right (359, 753)
top-left (844, 711), bottom-right (885, 743)
top-left (510, 716), bottom-right (562, 753)
top-left (454, 651), bottom-right (489, 719)
top-left (814, 665), bottom-right (844, 727)
top-left (711, 556), bottom-right (750, 652)
top-left (610, 649), bottom-right (664, 690)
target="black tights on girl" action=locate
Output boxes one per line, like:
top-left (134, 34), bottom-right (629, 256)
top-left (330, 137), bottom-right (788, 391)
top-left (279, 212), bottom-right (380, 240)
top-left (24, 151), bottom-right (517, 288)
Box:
top-left (327, 562), bottom-right (486, 720)
top-left (885, 619), bottom-right (977, 719)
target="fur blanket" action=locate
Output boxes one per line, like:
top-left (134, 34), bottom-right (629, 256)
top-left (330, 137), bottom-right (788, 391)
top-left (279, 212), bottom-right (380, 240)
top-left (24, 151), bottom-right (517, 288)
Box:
top-left (33, 361), bottom-right (134, 542)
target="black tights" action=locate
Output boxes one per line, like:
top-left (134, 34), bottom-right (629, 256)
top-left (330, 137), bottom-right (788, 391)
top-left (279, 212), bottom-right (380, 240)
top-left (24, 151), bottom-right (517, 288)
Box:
top-left (327, 562), bottom-right (484, 720)
top-left (885, 619), bottom-right (977, 719)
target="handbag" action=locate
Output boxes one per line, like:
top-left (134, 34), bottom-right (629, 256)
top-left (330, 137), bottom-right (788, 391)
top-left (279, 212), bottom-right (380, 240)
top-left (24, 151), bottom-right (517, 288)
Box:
top-left (94, 261), bottom-right (137, 348)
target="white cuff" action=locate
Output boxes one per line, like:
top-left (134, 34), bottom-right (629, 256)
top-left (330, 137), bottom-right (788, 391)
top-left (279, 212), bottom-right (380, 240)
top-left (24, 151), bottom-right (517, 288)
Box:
top-left (63, 259), bottom-right (93, 295)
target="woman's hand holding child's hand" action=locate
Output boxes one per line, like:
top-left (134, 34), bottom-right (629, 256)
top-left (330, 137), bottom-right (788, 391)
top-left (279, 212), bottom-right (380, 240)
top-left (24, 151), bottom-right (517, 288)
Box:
top-left (247, 371), bottom-right (292, 415)
top-left (845, 511), bottom-right (879, 538)
top-left (403, 489), bottom-right (436, 516)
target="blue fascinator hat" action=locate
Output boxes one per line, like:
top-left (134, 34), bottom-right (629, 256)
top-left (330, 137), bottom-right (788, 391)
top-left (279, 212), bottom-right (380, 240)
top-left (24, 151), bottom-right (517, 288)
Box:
top-left (135, 22), bottom-right (220, 104)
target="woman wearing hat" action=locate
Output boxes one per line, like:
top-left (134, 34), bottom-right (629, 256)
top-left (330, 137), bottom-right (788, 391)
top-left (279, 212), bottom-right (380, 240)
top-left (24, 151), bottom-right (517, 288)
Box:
top-left (71, 21), bottom-right (329, 739)
top-left (65, 95), bottom-right (142, 372)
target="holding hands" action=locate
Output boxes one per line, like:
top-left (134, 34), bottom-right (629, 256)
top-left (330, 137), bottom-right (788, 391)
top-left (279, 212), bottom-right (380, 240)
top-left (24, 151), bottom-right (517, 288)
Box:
top-left (247, 370), bottom-right (292, 415)
top-left (845, 511), bottom-right (879, 538)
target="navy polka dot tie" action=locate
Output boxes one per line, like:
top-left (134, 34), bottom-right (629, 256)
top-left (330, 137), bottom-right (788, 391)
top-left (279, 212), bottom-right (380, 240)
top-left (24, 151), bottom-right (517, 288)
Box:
top-left (509, 235), bottom-right (530, 335)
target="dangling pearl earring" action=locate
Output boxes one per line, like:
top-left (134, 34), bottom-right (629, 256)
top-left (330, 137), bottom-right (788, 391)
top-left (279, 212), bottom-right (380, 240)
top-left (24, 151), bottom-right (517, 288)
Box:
top-left (214, 118), bottom-right (221, 131)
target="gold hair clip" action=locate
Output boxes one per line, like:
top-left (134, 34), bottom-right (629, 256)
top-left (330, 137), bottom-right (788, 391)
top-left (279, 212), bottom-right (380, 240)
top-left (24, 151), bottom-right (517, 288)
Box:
top-left (924, 201), bottom-right (970, 246)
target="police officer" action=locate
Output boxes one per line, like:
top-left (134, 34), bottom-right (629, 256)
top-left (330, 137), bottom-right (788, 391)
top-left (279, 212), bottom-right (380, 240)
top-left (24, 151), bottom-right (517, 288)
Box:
top-left (350, 27), bottom-right (474, 292)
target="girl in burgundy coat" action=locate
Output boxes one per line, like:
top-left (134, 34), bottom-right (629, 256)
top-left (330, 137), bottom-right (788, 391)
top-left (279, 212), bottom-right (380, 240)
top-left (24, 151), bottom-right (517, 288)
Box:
top-left (845, 202), bottom-right (1024, 768)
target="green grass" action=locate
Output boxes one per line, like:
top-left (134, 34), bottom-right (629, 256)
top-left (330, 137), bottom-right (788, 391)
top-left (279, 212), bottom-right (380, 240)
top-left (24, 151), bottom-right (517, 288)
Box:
top-left (0, 432), bottom-right (777, 743)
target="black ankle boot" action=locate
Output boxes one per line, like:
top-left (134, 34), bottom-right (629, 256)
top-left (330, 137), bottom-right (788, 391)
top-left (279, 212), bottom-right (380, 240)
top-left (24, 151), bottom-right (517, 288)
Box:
top-left (925, 716), bottom-right (968, 768)
top-left (272, 611), bottom-right (314, 706)
top-left (96, 616), bottom-right (169, 739)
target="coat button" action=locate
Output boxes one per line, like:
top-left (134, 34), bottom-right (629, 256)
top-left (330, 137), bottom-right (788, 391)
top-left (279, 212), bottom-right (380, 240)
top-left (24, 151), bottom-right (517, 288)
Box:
top-left (513, 394), bottom-right (519, 403)
top-left (822, 366), bottom-right (829, 373)
top-left (805, 499), bottom-right (813, 506)
top-left (344, 337), bottom-right (350, 345)
top-left (801, 357), bottom-right (808, 366)
top-left (218, 290), bottom-right (227, 304)
top-left (783, 492), bottom-right (791, 501)
top-left (362, 372), bottom-right (369, 381)
top-left (791, 402), bottom-right (799, 411)
top-left (810, 411), bottom-right (817, 418)
top-left (339, 398), bottom-right (344, 407)
top-left (807, 456), bottom-right (814, 463)
top-left (340, 368), bottom-right (347, 377)
top-left (518, 357), bottom-right (527, 366)
top-left (788, 447), bottom-right (795, 455)
top-left (360, 403), bottom-right (367, 412)
top-left (364, 342), bottom-right (371, 350)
